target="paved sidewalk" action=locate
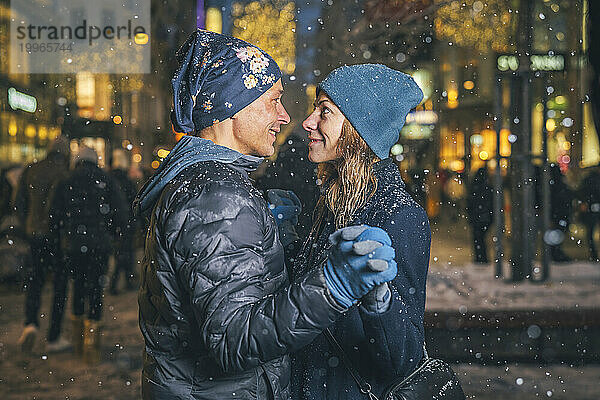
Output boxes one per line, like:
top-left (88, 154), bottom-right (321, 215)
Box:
top-left (426, 261), bottom-right (600, 312)
top-left (1, 282), bottom-right (598, 400)
top-left (1, 241), bottom-right (599, 399)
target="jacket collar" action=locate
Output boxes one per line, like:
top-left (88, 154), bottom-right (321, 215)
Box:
top-left (373, 157), bottom-right (393, 173)
top-left (134, 135), bottom-right (262, 216)
top-left (372, 158), bottom-right (405, 188)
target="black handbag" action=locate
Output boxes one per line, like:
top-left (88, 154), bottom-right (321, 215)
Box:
top-left (323, 328), bottom-right (465, 400)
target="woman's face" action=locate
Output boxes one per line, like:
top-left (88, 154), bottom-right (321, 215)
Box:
top-left (302, 92), bottom-right (345, 163)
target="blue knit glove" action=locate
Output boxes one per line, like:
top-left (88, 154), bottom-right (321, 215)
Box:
top-left (324, 225), bottom-right (397, 308)
top-left (267, 189), bottom-right (301, 247)
top-left (267, 189), bottom-right (301, 225)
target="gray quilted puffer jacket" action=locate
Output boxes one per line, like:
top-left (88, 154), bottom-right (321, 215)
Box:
top-left (136, 141), bottom-right (344, 400)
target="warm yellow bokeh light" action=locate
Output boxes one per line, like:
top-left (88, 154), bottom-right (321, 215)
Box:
top-left (447, 87), bottom-right (458, 109)
top-left (25, 124), bottom-right (36, 138)
top-left (113, 115), bottom-right (123, 125)
top-left (134, 33), bottom-right (149, 45)
top-left (8, 118), bottom-right (17, 136)
top-left (38, 126), bottom-right (48, 140)
top-left (157, 149), bottom-right (170, 159)
top-left (133, 153), bottom-right (142, 163)
top-left (49, 127), bottom-right (61, 140)
top-left (206, 7), bottom-right (223, 33)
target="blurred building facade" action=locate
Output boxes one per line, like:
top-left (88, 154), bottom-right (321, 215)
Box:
top-left (0, 0), bottom-right (197, 170)
top-left (306, 0), bottom-right (598, 179)
top-left (1, 0), bottom-right (597, 182)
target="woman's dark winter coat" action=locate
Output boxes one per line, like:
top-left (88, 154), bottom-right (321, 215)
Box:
top-left (291, 158), bottom-right (431, 400)
top-left (136, 138), bottom-right (346, 400)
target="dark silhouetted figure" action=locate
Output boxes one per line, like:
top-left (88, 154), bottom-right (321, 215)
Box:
top-left (579, 167), bottom-right (600, 261)
top-left (0, 165), bottom-right (28, 282)
top-left (0, 165), bottom-right (23, 220)
top-left (466, 167), bottom-right (493, 264)
top-left (49, 146), bottom-right (128, 363)
top-left (16, 137), bottom-right (71, 353)
top-left (548, 164), bottom-right (573, 262)
top-left (109, 149), bottom-right (138, 294)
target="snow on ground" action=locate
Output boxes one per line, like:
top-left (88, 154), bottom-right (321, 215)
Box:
top-left (426, 262), bottom-right (600, 311)
top-left (1, 220), bottom-right (599, 399)
top-left (1, 273), bottom-right (599, 399)
top-left (455, 362), bottom-right (600, 399)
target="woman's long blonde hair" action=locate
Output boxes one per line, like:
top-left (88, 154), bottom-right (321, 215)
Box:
top-left (313, 119), bottom-right (379, 232)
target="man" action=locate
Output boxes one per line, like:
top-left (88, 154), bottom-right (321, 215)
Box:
top-left (16, 137), bottom-right (71, 353)
top-left (49, 146), bottom-right (128, 363)
top-left (109, 149), bottom-right (139, 294)
top-left (135, 30), bottom-right (397, 399)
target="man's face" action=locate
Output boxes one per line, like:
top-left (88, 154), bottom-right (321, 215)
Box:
top-left (302, 92), bottom-right (345, 163)
top-left (231, 79), bottom-right (290, 157)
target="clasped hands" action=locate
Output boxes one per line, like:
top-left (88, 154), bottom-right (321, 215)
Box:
top-left (324, 225), bottom-right (396, 309)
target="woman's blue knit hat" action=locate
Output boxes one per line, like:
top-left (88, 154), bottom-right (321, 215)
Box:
top-left (171, 30), bottom-right (282, 133)
top-left (317, 64), bottom-right (423, 159)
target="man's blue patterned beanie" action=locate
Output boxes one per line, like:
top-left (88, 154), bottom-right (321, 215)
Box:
top-left (317, 64), bottom-right (424, 159)
top-left (171, 30), bottom-right (282, 133)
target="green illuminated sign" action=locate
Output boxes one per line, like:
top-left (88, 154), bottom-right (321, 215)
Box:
top-left (8, 87), bottom-right (37, 113)
top-left (497, 54), bottom-right (565, 72)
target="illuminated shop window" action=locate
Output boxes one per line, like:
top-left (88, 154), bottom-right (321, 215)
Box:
top-left (76, 72), bottom-right (95, 118)
top-left (469, 128), bottom-right (511, 171)
top-left (439, 127), bottom-right (465, 172)
top-left (582, 102), bottom-right (600, 167)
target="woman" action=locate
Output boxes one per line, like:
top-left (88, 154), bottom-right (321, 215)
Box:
top-left (290, 64), bottom-right (431, 399)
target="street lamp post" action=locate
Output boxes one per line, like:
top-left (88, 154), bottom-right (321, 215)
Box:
top-left (493, 75), bottom-right (504, 279)
top-left (509, 0), bottom-right (536, 282)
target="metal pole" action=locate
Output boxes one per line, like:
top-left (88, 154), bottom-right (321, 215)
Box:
top-left (494, 75), bottom-right (504, 278)
top-left (524, 0), bottom-right (536, 281)
top-left (522, 71), bottom-right (534, 281)
top-left (540, 75), bottom-right (552, 281)
top-left (509, 73), bottom-right (525, 282)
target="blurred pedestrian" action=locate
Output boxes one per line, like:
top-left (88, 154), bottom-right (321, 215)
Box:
top-left (466, 167), bottom-right (493, 264)
top-left (15, 137), bottom-right (71, 353)
top-left (109, 149), bottom-right (138, 294)
top-left (0, 165), bottom-right (28, 282)
top-left (0, 165), bottom-right (23, 220)
top-left (445, 171), bottom-right (466, 222)
top-left (548, 164), bottom-right (573, 262)
top-left (579, 167), bottom-right (600, 261)
top-left (49, 146), bottom-right (128, 363)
